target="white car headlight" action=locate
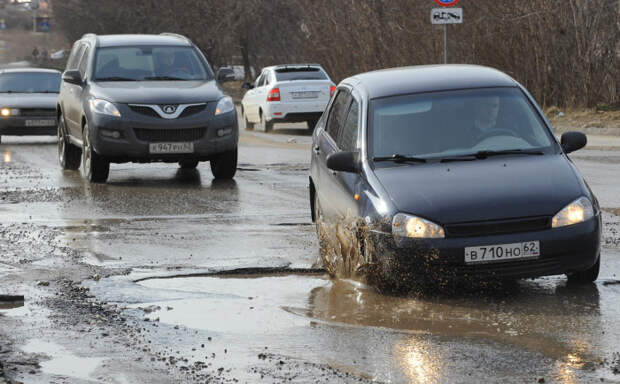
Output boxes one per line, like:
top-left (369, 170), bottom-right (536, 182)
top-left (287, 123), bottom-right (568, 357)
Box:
top-left (215, 96), bottom-right (234, 116)
top-left (552, 197), bottom-right (594, 228)
top-left (392, 213), bottom-right (445, 239)
top-left (89, 98), bottom-right (121, 117)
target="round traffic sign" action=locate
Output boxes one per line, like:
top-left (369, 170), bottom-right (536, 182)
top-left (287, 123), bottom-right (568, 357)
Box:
top-left (434, 0), bottom-right (460, 6)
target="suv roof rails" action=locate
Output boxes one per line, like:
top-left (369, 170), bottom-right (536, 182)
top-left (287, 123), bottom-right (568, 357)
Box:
top-left (160, 33), bottom-right (192, 44)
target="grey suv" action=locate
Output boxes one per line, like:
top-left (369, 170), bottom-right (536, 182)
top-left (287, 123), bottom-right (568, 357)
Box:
top-left (57, 33), bottom-right (238, 183)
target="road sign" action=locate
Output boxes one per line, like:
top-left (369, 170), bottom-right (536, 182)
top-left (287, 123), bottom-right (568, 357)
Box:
top-left (434, 0), bottom-right (459, 6)
top-left (431, 8), bottom-right (463, 24)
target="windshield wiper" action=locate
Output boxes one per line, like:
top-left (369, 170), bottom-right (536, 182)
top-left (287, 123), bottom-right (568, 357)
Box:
top-left (96, 77), bottom-right (137, 82)
top-left (143, 76), bottom-right (189, 81)
top-left (440, 149), bottom-right (544, 162)
top-left (373, 154), bottom-right (427, 163)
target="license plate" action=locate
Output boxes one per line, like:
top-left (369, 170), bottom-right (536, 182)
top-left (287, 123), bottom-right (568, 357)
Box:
top-left (25, 119), bottom-right (56, 127)
top-left (291, 91), bottom-right (319, 99)
top-left (464, 241), bottom-right (540, 264)
top-left (149, 142), bottom-right (194, 154)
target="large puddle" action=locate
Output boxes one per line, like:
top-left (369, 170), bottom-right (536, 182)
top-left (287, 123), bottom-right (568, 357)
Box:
top-left (130, 271), bottom-right (620, 382)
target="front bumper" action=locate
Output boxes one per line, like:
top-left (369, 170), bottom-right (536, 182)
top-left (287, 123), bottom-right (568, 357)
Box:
top-left (0, 116), bottom-right (57, 136)
top-left (88, 103), bottom-right (238, 163)
top-left (371, 215), bottom-right (601, 280)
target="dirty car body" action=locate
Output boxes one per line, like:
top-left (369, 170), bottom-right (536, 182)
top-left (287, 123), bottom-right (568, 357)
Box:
top-left (310, 65), bottom-right (601, 284)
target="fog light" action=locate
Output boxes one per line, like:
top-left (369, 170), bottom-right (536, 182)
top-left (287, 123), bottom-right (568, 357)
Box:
top-left (217, 128), bottom-right (233, 137)
top-left (100, 129), bottom-right (122, 139)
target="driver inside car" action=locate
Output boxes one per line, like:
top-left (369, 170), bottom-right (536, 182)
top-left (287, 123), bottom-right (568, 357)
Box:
top-left (471, 95), bottom-right (501, 141)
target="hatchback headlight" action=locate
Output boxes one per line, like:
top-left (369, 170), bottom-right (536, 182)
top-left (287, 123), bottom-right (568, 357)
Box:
top-left (552, 197), bottom-right (594, 228)
top-left (1, 108), bottom-right (19, 117)
top-left (392, 213), bottom-right (445, 239)
top-left (89, 99), bottom-right (121, 117)
top-left (215, 96), bottom-right (234, 116)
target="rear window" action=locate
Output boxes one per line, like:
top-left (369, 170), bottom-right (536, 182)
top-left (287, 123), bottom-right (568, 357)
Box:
top-left (274, 67), bottom-right (327, 81)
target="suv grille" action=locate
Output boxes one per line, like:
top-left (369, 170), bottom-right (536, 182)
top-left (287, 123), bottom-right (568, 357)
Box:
top-left (445, 216), bottom-right (550, 238)
top-left (129, 104), bottom-right (207, 119)
top-left (20, 108), bottom-right (56, 117)
top-left (134, 127), bottom-right (206, 142)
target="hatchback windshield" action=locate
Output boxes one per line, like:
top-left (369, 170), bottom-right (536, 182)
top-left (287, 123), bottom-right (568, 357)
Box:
top-left (94, 46), bottom-right (209, 81)
top-left (0, 72), bottom-right (61, 93)
top-left (274, 67), bottom-right (327, 81)
top-left (369, 88), bottom-right (554, 161)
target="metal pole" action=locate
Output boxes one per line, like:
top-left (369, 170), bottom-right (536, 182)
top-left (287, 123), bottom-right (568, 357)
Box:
top-left (33, 9), bottom-right (37, 33)
top-left (444, 24), bottom-right (448, 64)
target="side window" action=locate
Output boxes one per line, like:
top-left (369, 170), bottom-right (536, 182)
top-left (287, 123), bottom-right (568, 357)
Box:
top-left (66, 43), bottom-right (84, 70)
top-left (258, 72), bottom-right (267, 87)
top-left (325, 90), bottom-right (351, 141)
top-left (338, 99), bottom-right (359, 152)
top-left (78, 46), bottom-right (90, 78)
top-left (254, 73), bottom-right (263, 88)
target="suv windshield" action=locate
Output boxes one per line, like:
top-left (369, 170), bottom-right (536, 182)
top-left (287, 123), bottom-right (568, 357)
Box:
top-left (369, 87), bottom-right (555, 162)
top-left (274, 67), bottom-right (327, 81)
top-left (94, 46), bottom-right (209, 81)
top-left (0, 72), bottom-right (61, 93)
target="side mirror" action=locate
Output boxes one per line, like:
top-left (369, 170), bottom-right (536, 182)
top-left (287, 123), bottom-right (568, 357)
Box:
top-left (216, 68), bottom-right (235, 83)
top-left (62, 70), bottom-right (82, 85)
top-left (561, 131), bottom-right (587, 154)
top-left (326, 151), bottom-right (361, 173)
top-left (241, 82), bottom-right (254, 90)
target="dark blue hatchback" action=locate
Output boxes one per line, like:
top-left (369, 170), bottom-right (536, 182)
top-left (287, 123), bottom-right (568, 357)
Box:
top-left (310, 65), bottom-right (600, 288)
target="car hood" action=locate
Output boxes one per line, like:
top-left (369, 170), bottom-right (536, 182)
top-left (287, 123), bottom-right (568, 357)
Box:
top-left (373, 155), bottom-right (586, 224)
top-left (0, 93), bottom-right (58, 108)
top-left (89, 80), bottom-right (224, 104)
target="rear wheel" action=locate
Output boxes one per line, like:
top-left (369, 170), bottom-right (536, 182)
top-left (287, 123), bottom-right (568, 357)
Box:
top-left (179, 159), bottom-right (199, 170)
top-left (58, 115), bottom-right (81, 170)
top-left (567, 256), bottom-right (600, 284)
top-left (259, 111), bottom-right (274, 133)
top-left (210, 148), bottom-right (237, 179)
top-left (82, 123), bottom-right (109, 183)
top-left (307, 118), bottom-right (319, 131)
top-left (243, 108), bottom-right (254, 131)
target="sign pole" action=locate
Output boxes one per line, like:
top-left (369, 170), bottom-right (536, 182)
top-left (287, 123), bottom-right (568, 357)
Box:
top-left (444, 24), bottom-right (448, 64)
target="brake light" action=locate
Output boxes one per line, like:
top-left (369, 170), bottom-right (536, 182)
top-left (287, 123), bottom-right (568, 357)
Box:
top-left (267, 88), bottom-right (280, 102)
top-left (330, 85), bottom-right (336, 97)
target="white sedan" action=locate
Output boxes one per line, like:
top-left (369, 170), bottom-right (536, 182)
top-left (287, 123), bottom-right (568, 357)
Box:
top-left (241, 64), bottom-right (335, 132)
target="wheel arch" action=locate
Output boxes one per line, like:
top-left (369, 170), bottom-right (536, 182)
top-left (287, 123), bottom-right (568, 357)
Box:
top-left (309, 176), bottom-right (316, 222)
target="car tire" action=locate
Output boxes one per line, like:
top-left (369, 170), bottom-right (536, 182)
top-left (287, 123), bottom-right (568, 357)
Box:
top-left (82, 123), bottom-right (109, 183)
top-left (0, 135), bottom-right (2, 144)
top-left (243, 109), bottom-right (254, 131)
top-left (179, 159), bottom-right (199, 170)
top-left (259, 112), bottom-right (273, 133)
top-left (58, 115), bottom-right (81, 170)
top-left (567, 256), bottom-right (600, 284)
top-left (210, 147), bottom-right (237, 179)
top-left (307, 118), bottom-right (319, 131)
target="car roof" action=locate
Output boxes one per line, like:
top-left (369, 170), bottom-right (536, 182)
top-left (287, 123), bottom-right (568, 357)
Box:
top-left (0, 67), bottom-right (61, 74)
top-left (93, 34), bottom-right (192, 48)
top-left (264, 64), bottom-right (324, 71)
top-left (344, 65), bottom-right (518, 99)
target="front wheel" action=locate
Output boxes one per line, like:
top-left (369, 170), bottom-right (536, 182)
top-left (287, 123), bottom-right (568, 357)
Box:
top-left (82, 123), bottom-right (109, 183)
top-left (307, 118), bottom-right (319, 131)
top-left (58, 116), bottom-right (81, 170)
top-left (210, 148), bottom-right (237, 179)
top-left (179, 159), bottom-right (199, 170)
top-left (567, 256), bottom-right (600, 284)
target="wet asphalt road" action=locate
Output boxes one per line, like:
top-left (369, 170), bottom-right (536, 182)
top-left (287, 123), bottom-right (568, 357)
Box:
top-left (0, 124), bottom-right (619, 383)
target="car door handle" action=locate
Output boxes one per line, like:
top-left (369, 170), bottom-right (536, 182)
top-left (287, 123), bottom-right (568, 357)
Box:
top-left (313, 145), bottom-right (320, 154)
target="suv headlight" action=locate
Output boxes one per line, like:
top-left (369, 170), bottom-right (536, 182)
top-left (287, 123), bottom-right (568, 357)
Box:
top-left (392, 213), bottom-right (445, 239)
top-left (89, 99), bottom-right (121, 117)
top-left (552, 197), bottom-right (594, 228)
top-left (215, 96), bottom-right (234, 116)
top-left (1, 108), bottom-right (20, 117)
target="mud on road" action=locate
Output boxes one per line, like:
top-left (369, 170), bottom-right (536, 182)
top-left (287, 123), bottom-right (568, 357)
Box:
top-left (1, 132), bottom-right (620, 383)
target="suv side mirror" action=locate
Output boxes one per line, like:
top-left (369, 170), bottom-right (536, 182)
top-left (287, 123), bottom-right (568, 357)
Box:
top-left (62, 70), bottom-right (82, 85)
top-left (326, 151), bottom-right (361, 173)
top-left (216, 68), bottom-right (235, 83)
top-left (241, 82), bottom-right (254, 90)
top-left (561, 131), bottom-right (587, 154)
